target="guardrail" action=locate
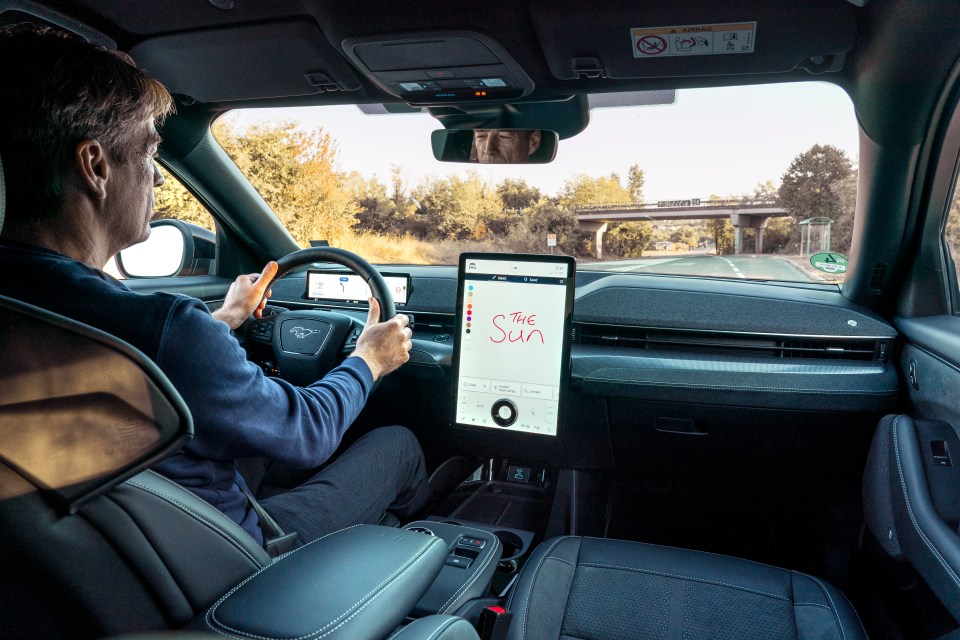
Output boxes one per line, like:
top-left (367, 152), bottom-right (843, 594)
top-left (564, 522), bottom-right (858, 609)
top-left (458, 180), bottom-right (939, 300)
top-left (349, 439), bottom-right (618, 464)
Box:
top-left (571, 199), bottom-right (780, 212)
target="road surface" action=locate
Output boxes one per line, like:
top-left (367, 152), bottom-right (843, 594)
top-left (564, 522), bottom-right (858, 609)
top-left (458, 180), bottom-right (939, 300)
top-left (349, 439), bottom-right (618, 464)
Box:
top-left (583, 254), bottom-right (824, 283)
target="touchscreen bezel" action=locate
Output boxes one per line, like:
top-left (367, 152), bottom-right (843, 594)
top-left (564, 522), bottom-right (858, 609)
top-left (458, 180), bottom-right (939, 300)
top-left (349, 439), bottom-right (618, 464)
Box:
top-left (303, 270), bottom-right (412, 306)
top-left (449, 252), bottom-right (576, 438)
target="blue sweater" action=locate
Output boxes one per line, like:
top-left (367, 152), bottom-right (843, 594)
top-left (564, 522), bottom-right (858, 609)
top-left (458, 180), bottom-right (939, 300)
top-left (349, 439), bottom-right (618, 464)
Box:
top-left (0, 240), bottom-right (373, 543)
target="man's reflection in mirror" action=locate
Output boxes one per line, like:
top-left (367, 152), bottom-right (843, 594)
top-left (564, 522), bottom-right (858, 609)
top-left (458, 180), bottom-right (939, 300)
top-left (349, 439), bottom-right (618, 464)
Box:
top-left (472, 129), bottom-right (541, 164)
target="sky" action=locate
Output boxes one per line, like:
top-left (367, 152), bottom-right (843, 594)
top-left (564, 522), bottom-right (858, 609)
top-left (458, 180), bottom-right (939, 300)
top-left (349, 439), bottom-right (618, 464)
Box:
top-left (222, 81), bottom-right (858, 202)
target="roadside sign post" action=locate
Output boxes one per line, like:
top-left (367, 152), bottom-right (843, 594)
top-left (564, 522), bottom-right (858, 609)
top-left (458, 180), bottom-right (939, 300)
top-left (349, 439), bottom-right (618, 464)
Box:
top-left (547, 233), bottom-right (557, 255)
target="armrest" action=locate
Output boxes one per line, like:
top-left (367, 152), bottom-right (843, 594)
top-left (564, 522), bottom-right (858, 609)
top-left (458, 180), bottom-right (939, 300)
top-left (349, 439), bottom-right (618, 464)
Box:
top-left (197, 524), bottom-right (447, 640)
top-left (389, 615), bottom-right (480, 640)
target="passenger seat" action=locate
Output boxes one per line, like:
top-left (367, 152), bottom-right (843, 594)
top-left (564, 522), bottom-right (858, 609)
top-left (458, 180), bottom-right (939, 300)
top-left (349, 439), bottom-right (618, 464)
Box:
top-left (506, 536), bottom-right (866, 639)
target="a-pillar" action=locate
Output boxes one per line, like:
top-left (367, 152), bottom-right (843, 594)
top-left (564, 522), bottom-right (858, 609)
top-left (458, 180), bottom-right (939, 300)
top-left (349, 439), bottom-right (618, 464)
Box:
top-left (579, 221), bottom-right (609, 259)
top-left (729, 213), bottom-right (770, 255)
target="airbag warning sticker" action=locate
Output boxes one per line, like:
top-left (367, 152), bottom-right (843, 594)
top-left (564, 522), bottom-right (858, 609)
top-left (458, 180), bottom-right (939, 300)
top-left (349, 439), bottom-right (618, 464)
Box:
top-left (631, 22), bottom-right (756, 58)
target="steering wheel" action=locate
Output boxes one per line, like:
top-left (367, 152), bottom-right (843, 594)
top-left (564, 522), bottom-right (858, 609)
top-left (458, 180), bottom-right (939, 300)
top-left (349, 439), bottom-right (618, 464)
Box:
top-left (245, 247), bottom-right (395, 386)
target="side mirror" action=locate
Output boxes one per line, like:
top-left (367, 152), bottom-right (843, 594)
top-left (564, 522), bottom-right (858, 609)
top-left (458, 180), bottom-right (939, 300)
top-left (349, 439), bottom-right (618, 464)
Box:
top-left (116, 219), bottom-right (215, 278)
top-left (432, 129), bottom-right (558, 164)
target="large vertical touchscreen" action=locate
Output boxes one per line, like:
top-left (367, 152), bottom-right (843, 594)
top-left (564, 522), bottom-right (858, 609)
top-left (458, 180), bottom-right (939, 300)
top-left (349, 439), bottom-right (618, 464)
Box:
top-left (451, 253), bottom-right (575, 437)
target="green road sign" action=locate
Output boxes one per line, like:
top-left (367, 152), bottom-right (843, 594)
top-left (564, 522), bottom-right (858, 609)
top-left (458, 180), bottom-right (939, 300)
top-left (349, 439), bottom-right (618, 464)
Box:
top-left (809, 252), bottom-right (848, 274)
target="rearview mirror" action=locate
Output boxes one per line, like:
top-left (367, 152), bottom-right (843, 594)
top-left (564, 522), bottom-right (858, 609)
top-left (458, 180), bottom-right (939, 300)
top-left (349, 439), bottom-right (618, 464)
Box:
top-left (432, 129), bottom-right (558, 164)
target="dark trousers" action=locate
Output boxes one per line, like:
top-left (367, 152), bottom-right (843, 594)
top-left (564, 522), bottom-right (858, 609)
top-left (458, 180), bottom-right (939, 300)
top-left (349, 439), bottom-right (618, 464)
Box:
top-left (259, 426), bottom-right (429, 543)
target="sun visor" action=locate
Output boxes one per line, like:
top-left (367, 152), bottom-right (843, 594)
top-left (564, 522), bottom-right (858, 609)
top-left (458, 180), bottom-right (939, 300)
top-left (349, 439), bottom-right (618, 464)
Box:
top-left (531, 0), bottom-right (858, 80)
top-left (342, 32), bottom-right (534, 106)
top-left (129, 19), bottom-right (361, 102)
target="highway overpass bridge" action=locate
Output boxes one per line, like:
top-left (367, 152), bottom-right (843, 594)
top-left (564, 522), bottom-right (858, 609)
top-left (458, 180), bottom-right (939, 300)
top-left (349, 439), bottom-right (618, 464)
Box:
top-left (572, 199), bottom-right (789, 258)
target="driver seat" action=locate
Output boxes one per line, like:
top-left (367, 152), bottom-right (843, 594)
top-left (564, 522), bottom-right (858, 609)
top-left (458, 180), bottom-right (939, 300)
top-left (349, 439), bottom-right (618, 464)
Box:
top-left (0, 149), bottom-right (476, 640)
top-left (0, 292), bottom-right (273, 637)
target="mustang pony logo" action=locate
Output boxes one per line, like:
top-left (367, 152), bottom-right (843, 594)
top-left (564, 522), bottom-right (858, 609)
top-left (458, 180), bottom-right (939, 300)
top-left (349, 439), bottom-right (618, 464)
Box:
top-left (289, 326), bottom-right (323, 339)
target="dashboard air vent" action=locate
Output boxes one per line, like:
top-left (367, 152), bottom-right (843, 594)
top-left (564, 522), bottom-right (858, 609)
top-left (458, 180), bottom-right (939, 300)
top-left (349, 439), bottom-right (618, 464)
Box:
top-left (408, 311), bottom-right (455, 334)
top-left (576, 323), bottom-right (888, 362)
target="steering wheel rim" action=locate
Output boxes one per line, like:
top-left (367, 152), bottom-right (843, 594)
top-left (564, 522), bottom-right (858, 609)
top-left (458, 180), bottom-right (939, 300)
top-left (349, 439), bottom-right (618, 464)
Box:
top-left (270, 247), bottom-right (396, 321)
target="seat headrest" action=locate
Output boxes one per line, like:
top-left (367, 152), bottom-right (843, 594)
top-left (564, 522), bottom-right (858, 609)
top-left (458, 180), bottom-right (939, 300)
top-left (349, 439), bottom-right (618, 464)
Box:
top-left (0, 295), bottom-right (192, 513)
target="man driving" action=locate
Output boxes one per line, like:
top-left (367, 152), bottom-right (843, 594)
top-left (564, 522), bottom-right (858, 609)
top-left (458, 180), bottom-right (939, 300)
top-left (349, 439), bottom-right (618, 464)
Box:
top-left (473, 128), bottom-right (541, 163)
top-left (0, 25), bottom-right (430, 548)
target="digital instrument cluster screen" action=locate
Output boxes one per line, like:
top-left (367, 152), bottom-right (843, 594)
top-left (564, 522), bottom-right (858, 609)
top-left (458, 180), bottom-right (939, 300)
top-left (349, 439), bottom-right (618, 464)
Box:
top-left (450, 253), bottom-right (575, 437)
top-left (305, 270), bottom-right (410, 306)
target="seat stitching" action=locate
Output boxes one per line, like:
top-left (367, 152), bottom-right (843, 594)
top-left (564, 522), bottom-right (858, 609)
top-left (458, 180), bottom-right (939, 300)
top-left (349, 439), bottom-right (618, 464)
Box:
top-left (585, 377), bottom-right (896, 394)
top-left (518, 536), bottom-right (573, 640)
top-left (578, 534), bottom-right (797, 574)
top-left (440, 529), bottom-right (502, 613)
top-left (893, 415), bottom-right (960, 589)
top-left (207, 533), bottom-right (443, 640)
top-left (127, 479), bottom-right (263, 567)
top-left (836, 586), bottom-right (870, 639)
top-left (142, 470), bottom-right (265, 550)
top-left (546, 556), bottom-right (576, 568)
top-left (807, 575), bottom-right (845, 640)
top-left (205, 523), bottom-right (366, 637)
top-left (793, 602), bottom-right (833, 610)
top-left (578, 562), bottom-right (788, 601)
top-left (424, 617), bottom-right (456, 640)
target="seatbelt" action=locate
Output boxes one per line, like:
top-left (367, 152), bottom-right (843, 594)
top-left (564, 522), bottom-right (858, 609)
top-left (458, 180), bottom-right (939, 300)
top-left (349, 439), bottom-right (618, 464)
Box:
top-left (239, 484), bottom-right (299, 557)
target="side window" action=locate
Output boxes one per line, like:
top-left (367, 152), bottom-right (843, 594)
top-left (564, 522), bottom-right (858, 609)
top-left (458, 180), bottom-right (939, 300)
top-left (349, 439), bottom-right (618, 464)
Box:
top-left (152, 166), bottom-right (216, 232)
top-left (947, 183), bottom-right (960, 309)
top-left (104, 167), bottom-right (217, 279)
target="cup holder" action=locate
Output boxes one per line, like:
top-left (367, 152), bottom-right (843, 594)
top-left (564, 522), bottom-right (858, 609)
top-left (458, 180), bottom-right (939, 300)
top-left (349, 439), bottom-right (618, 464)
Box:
top-left (494, 530), bottom-right (525, 561)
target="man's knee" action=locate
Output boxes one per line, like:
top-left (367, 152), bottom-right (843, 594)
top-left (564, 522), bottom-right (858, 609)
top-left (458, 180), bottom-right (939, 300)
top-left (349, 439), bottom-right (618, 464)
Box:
top-left (360, 425), bottom-right (422, 454)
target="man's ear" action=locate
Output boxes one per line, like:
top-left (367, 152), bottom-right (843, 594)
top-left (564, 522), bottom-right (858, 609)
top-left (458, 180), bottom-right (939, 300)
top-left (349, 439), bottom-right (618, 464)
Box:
top-left (528, 130), bottom-right (542, 156)
top-left (74, 139), bottom-right (110, 201)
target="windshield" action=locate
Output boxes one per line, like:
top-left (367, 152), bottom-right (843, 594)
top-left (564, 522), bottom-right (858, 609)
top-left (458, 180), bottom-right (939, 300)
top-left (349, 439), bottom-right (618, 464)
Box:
top-left (213, 82), bottom-right (857, 284)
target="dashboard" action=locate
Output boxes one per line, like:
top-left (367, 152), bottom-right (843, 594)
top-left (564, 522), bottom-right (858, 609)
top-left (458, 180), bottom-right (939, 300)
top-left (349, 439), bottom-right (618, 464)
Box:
top-left (252, 263), bottom-right (901, 505)
top-left (266, 264), bottom-right (899, 415)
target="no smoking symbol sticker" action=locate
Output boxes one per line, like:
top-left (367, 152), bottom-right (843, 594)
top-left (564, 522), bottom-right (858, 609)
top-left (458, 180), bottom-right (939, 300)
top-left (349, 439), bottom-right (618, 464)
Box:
top-left (637, 35), bottom-right (666, 55)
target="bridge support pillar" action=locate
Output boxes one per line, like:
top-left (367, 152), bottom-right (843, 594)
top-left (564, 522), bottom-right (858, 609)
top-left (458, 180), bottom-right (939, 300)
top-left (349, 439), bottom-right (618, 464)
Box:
top-left (579, 221), bottom-right (609, 259)
top-left (729, 213), bottom-right (770, 254)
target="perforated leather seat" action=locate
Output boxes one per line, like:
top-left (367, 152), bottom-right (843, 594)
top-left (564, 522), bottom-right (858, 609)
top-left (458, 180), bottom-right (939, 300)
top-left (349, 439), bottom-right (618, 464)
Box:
top-left (506, 536), bottom-right (867, 640)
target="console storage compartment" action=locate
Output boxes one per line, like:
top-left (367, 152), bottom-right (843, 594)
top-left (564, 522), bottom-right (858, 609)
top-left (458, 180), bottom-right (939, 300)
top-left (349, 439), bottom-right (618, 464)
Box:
top-left (197, 524), bottom-right (448, 640)
top-left (404, 520), bottom-right (503, 616)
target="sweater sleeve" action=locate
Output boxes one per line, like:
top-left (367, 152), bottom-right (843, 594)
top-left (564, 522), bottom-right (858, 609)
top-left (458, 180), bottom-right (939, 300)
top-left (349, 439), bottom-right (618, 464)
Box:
top-left (154, 297), bottom-right (374, 468)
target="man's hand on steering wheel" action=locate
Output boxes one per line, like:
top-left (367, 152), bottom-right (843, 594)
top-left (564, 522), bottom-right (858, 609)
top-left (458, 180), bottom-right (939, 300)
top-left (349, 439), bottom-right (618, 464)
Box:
top-left (213, 261), bottom-right (279, 329)
top-left (350, 297), bottom-right (412, 381)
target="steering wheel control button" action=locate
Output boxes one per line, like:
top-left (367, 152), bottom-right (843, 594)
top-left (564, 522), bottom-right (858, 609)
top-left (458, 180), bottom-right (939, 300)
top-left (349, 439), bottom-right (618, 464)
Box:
top-left (279, 319), bottom-right (332, 355)
top-left (248, 320), bottom-right (273, 344)
top-left (491, 399), bottom-right (518, 427)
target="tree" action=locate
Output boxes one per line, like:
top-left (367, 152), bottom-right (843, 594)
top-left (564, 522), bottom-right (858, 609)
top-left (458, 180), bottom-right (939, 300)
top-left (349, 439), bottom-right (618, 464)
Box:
top-left (153, 166), bottom-right (215, 231)
top-left (213, 119), bottom-right (358, 246)
top-left (711, 219), bottom-right (734, 255)
top-left (778, 144), bottom-right (855, 252)
top-left (947, 189), bottom-right (960, 285)
top-left (497, 178), bottom-right (542, 211)
top-left (752, 180), bottom-right (779, 203)
top-left (669, 225), bottom-right (698, 249)
top-left (558, 173), bottom-right (632, 206)
top-left (605, 222), bottom-right (654, 257)
top-left (412, 172), bottom-right (502, 241)
top-left (627, 164), bottom-right (646, 203)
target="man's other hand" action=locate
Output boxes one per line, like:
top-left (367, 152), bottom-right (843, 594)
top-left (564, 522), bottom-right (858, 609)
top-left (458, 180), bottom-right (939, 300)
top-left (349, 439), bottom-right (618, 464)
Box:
top-left (212, 261), bottom-right (278, 330)
top-left (350, 297), bottom-right (412, 381)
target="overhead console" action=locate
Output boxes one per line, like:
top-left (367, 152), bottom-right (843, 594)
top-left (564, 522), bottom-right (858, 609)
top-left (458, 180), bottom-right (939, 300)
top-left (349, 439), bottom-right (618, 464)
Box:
top-left (341, 32), bottom-right (534, 106)
top-left (531, 0), bottom-right (858, 80)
